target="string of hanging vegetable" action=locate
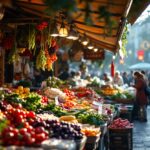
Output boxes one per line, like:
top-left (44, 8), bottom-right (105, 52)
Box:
top-left (8, 26), bottom-right (20, 63)
top-left (120, 23), bottom-right (128, 56)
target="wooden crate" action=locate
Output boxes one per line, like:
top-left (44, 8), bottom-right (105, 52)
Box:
top-left (108, 128), bottom-right (133, 150)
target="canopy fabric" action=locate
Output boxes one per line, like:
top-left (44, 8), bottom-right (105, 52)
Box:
top-left (129, 62), bottom-right (150, 70)
top-left (1, 0), bottom-right (133, 53)
top-left (1, 0), bottom-right (149, 53)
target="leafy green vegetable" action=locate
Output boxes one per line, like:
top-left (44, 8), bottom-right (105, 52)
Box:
top-left (87, 79), bottom-right (100, 87)
top-left (4, 94), bottom-right (22, 104)
top-left (124, 92), bottom-right (134, 99)
top-left (22, 93), bottom-right (42, 111)
top-left (94, 89), bottom-right (103, 95)
top-left (77, 112), bottom-right (106, 126)
top-left (43, 103), bottom-right (68, 117)
top-left (110, 92), bottom-right (134, 100)
top-left (46, 77), bottom-right (65, 88)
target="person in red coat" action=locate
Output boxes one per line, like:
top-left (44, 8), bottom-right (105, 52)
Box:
top-left (132, 71), bottom-right (148, 122)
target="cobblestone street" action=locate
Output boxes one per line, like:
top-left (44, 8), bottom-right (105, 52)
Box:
top-left (133, 106), bottom-right (150, 150)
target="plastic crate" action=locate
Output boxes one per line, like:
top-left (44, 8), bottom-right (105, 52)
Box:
top-left (108, 128), bottom-right (133, 150)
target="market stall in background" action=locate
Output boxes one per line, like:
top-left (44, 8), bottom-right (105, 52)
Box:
top-left (0, 0), bottom-right (149, 150)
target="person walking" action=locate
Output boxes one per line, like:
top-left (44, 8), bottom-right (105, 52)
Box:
top-left (132, 71), bottom-right (148, 122)
top-left (141, 70), bottom-right (150, 104)
top-left (122, 72), bottom-right (130, 86)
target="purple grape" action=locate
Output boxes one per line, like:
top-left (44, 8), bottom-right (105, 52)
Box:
top-left (61, 122), bottom-right (69, 127)
top-left (61, 134), bottom-right (69, 139)
top-left (45, 124), bottom-right (50, 129)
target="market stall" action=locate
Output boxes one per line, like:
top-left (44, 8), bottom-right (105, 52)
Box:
top-left (0, 0), bottom-right (149, 150)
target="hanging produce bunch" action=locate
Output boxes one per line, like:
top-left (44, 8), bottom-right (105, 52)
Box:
top-left (8, 42), bottom-right (21, 64)
top-left (2, 21), bottom-right (58, 71)
top-left (35, 22), bottom-right (58, 71)
top-left (28, 25), bottom-right (36, 50)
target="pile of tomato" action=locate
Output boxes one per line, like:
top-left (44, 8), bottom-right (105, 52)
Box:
top-left (63, 89), bottom-right (76, 100)
top-left (41, 96), bottom-right (49, 104)
top-left (62, 101), bottom-right (76, 109)
top-left (2, 125), bottom-right (48, 146)
top-left (0, 103), bottom-right (48, 146)
top-left (109, 118), bottom-right (133, 129)
top-left (71, 87), bottom-right (94, 99)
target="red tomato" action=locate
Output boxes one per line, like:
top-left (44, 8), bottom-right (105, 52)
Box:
top-left (26, 125), bottom-right (34, 132)
top-left (23, 122), bottom-right (29, 128)
top-left (35, 133), bottom-right (47, 142)
top-left (26, 137), bottom-right (36, 145)
top-left (28, 118), bottom-right (35, 125)
top-left (12, 128), bottom-right (19, 135)
top-left (27, 111), bottom-right (35, 118)
top-left (19, 128), bottom-right (28, 135)
top-left (23, 132), bottom-right (31, 141)
top-left (35, 127), bottom-right (46, 134)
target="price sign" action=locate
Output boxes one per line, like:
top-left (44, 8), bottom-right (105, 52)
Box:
top-left (84, 49), bottom-right (105, 60)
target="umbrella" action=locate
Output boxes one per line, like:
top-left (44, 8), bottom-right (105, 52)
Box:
top-left (129, 62), bottom-right (150, 70)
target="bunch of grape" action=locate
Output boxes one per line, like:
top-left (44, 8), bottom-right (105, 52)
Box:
top-left (33, 119), bottom-right (83, 140)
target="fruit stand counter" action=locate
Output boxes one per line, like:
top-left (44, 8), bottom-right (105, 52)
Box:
top-left (0, 86), bottom-right (113, 150)
top-left (95, 85), bottom-right (135, 105)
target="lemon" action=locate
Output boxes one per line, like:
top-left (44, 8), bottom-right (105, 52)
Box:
top-left (18, 86), bottom-right (24, 91)
top-left (24, 88), bottom-right (30, 93)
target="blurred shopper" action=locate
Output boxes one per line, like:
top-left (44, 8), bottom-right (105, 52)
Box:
top-left (132, 71), bottom-right (148, 122)
top-left (113, 71), bottom-right (124, 86)
top-left (128, 71), bottom-right (135, 85)
top-left (70, 71), bottom-right (76, 79)
top-left (122, 72), bottom-right (130, 85)
top-left (103, 73), bottom-right (112, 82)
top-left (148, 71), bottom-right (150, 86)
top-left (141, 70), bottom-right (149, 85)
top-left (75, 71), bottom-right (81, 80)
top-left (59, 67), bottom-right (70, 81)
top-left (141, 70), bottom-right (150, 104)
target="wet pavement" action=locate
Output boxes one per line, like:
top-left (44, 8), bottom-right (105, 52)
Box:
top-left (133, 106), bottom-right (150, 150)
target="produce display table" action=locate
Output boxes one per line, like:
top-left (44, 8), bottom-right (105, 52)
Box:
top-left (0, 84), bottom-right (135, 150)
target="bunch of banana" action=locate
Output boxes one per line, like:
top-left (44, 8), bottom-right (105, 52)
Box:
top-left (59, 115), bottom-right (78, 123)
